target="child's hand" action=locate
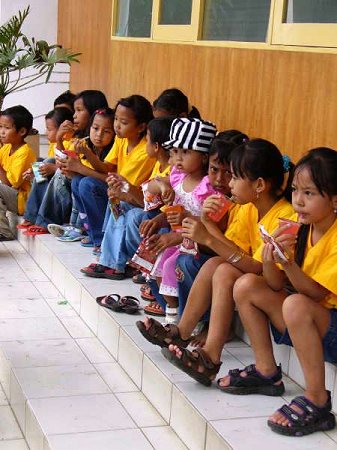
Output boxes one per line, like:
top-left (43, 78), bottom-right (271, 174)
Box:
top-left (56, 120), bottom-right (74, 141)
top-left (22, 168), bottom-right (34, 181)
top-left (201, 195), bottom-right (224, 221)
top-left (139, 219), bottom-right (160, 238)
top-left (61, 157), bottom-right (82, 173)
top-left (74, 139), bottom-right (90, 156)
top-left (262, 243), bottom-right (276, 264)
top-left (182, 217), bottom-right (209, 244)
top-left (166, 209), bottom-right (186, 228)
top-left (38, 163), bottom-right (56, 177)
top-left (161, 186), bottom-right (175, 205)
top-left (146, 233), bottom-right (176, 255)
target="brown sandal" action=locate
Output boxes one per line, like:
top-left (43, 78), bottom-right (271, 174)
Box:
top-left (161, 346), bottom-right (222, 386)
top-left (136, 317), bottom-right (190, 349)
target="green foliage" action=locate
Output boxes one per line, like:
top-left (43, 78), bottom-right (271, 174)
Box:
top-left (0, 6), bottom-right (80, 103)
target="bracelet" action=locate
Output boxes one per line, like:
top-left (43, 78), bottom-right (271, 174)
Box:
top-left (227, 250), bottom-right (244, 264)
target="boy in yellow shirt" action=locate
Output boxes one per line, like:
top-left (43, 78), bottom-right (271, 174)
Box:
top-left (0, 105), bottom-right (36, 240)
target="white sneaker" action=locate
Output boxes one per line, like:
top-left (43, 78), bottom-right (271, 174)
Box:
top-left (164, 307), bottom-right (179, 325)
top-left (47, 224), bottom-right (67, 237)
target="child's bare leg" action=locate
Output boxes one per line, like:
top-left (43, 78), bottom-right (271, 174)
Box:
top-left (202, 262), bottom-right (243, 363)
top-left (177, 257), bottom-right (226, 340)
top-left (163, 295), bottom-right (178, 308)
top-left (270, 294), bottom-right (331, 426)
top-left (219, 273), bottom-right (287, 386)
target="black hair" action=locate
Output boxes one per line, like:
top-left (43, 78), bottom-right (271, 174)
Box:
top-left (53, 90), bottom-right (76, 111)
top-left (45, 107), bottom-right (74, 128)
top-left (147, 116), bottom-right (174, 147)
top-left (88, 107), bottom-right (115, 160)
top-left (74, 90), bottom-right (109, 138)
top-left (230, 138), bottom-right (293, 202)
top-left (153, 88), bottom-right (201, 119)
top-left (216, 129), bottom-right (249, 146)
top-left (294, 147), bottom-right (337, 267)
top-left (209, 139), bottom-right (237, 166)
top-left (115, 95), bottom-right (153, 137)
top-left (1, 105), bottom-right (33, 138)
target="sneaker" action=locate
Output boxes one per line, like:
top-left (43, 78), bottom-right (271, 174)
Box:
top-left (57, 228), bottom-right (83, 242)
top-left (47, 224), bottom-right (67, 237)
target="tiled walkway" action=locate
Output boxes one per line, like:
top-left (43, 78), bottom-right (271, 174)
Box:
top-left (1, 236), bottom-right (337, 449)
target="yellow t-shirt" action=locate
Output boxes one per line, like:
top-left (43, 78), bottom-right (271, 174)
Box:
top-left (302, 220), bottom-right (337, 309)
top-left (104, 136), bottom-right (156, 186)
top-left (228, 198), bottom-right (295, 258)
top-left (0, 143), bottom-right (36, 214)
top-left (149, 161), bottom-right (171, 179)
top-left (47, 141), bottom-right (71, 158)
top-left (224, 204), bottom-right (251, 254)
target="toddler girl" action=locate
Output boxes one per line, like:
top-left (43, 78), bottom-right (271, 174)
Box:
top-left (147, 117), bottom-right (217, 324)
top-left (220, 147), bottom-right (337, 437)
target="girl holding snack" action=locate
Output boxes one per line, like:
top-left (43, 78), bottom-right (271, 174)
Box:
top-left (138, 139), bottom-right (295, 381)
top-left (219, 147), bottom-right (337, 437)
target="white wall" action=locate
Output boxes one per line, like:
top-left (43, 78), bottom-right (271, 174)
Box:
top-left (0, 0), bottom-right (71, 133)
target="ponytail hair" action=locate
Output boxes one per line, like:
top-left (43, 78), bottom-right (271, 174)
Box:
top-left (230, 138), bottom-right (293, 202)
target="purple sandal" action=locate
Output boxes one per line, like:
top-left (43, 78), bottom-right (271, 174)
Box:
top-left (268, 391), bottom-right (336, 436)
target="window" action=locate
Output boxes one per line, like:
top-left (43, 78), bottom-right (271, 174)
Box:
top-left (201, 0), bottom-right (271, 42)
top-left (272, 0), bottom-right (337, 47)
top-left (152, 0), bottom-right (202, 41)
top-left (112, 0), bottom-right (153, 38)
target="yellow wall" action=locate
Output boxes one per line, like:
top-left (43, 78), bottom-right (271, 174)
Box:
top-left (58, 0), bottom-right (337, 161)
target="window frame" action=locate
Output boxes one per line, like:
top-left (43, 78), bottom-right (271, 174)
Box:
top-left (271, 0), bottom-right (337, 48)
top-left (151, 0), bottom-right (203, 42)
top-left (111, 0), bottom-right (153, 40)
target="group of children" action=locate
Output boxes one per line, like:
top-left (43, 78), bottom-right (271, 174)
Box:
top-left (1, 87), bottom-right (336, 438)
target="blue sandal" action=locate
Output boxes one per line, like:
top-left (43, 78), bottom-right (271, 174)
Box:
top-left (217, 364), bottom-right (285, 396)
top-left (268, 391), bottom-right (336, 436)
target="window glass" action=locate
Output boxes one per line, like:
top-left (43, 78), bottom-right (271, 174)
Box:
top-left (115, 0), bottom-right (153, 37)
top-left (285, 0), bottom-right (337, 24)
top-left (201, 0), bottom-right (271, 42)
top-left (159, 0), bottom-right (193, 25)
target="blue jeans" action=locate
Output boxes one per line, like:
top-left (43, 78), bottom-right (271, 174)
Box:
top-left (24, 158), bottom-right (55, 223)
top-left (71, 176), bottom-right (108, 246)
top-left (176, 253), bottom-right (213, 319)
top-left (35, 169), bottom-right (72, 228)
top-left (99, 203), bottom-right (158, 272)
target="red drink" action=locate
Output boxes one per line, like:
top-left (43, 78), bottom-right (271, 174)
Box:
top-left (278, 218), bottom-right (301, 236)
top-left (207, 194), bottom-right (232, 222)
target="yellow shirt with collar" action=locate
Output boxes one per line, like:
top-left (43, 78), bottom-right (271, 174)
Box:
top-left (229, 198), bottom-right (295, 258)
top-left (303, 220), bottom-right (337, 309)
top-left (104, 136), bottom-right (156, 186)
top-left (0, 143), bottom-right (36, 214)
top-left (149, 161), bottom-right (170, 179)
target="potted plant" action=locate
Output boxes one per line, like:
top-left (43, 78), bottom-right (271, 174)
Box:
top-left (0, 6), bottom-right (80, 110)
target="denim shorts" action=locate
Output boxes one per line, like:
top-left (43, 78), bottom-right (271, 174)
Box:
top-left (271, 308), bottom-right (337, 364)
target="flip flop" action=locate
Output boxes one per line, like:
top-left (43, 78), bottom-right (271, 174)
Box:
top-left (23, 226), bottom-right (48, 236)
top-left (96, 294), bottom-right (140, 314)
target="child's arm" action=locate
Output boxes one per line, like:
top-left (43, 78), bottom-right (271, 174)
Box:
top-left (139, 213), bottom-right (168, 238)
top-left (107, 174), bottom-right (144, 207)
top-left (146, 231), bottom-right (183, 255)
top-left (59, 157), bottom-right (109, 182)
top-left (0, 166), bottom-right (11, 185)
top-left (56, 121), bottom-right (74, 151)
top-left (261, 243), bottom-right (287, 291)
top-left (74, 141), bottom-right (116, 174)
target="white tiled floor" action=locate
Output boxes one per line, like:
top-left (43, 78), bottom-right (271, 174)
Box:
top-left (0, 240), bottom-right (187, 450)
top-left (2, 235), bottom-right (337, 449)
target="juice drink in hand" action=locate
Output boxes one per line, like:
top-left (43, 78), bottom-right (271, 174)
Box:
top-left (207, 194), bottom-right (232, 222)
top-left (163, 204), bottom-right (184, 231)
top-left (278, 218), bottom-right (301, 236)
top-left (32, 162), bottom-right (47, 183)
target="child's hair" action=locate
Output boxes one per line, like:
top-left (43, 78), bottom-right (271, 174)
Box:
top-left (75, 90), bottom-right (109, 117)
top-left (89, 107), bottom-right (115, 160)
top-left (209, 139), bottom-right (237, 166)
top-left (230, 138), bottom-right (293, 202)
top-left (216, 129), bottom-right (249, 146)
top-left (153, 88), bottom-right (201, 119)
top-left (1, 105), bottom-right (33, 138)
top-left (115, 95), bottom-right (153, 137)
top-left (53, 90), bottom-right (76, 111)
top-left (45, 107), bottom-right (74, 128)
top-left (147, 116), bottom-right (175, 147)
top-left (294, 147), bottom-right (337, 267)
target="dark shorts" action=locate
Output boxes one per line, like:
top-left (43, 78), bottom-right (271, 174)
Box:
top-left (271, 308), bottom-right (337, 364)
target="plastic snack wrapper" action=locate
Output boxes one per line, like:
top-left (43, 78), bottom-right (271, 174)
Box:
top-left (259, 224), bottom-right (288, 262)
top-left (130, 238), bottom-right (162, 274)
top-left (207, 194), bottom-right (233, 222)
top-left (179, 237), bottom-right (199, 257)
top-left (109, 198), bottom-right (124, 221)
top-left (142, 181), bottom-right (164, 211)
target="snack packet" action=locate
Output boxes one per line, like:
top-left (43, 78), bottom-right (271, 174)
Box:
top-left (179, 237), bottom-right (199, 256)
top-left (259, 224), bottom-right (288, 262)
top-left (142, 181), bottom-right (163, 211)
top-left (130, 239), bottom-right (158, 274)
top-left (207, 194), bottom-right (233, 222)
top-left (162, 204), bottom-right (184, 231)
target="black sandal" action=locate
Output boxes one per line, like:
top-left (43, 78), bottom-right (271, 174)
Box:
top-left (217, 364), bottom-right (285, 396)
top-left (161, 346), bottom-right (221, 387)
top-left (268, 391), bottom-right (336, 436)
top-left (96, 294), bottom-right (140, 314)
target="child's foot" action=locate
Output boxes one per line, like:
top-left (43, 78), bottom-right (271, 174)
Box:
top-left (190, 327), bottom-right (208, 347)
top-left (17, 220), bottom-right (33, 229)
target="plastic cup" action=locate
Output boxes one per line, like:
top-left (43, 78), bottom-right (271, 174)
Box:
top-left (32, 162), bottom-right (48, 183)
top-left (63, 130), bottom-right (74, 141)
top-left (164, 204), bottom-right (184, 231)
top-left (207, 194), bottom-right (233, 222)
top-left (278, 218), bottom-right (301, 236)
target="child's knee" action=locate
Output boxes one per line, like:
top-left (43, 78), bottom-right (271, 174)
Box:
top-left (282, 294), bottom-right (309, 326)
top-left (233, 273), bottom-right (262, 305)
